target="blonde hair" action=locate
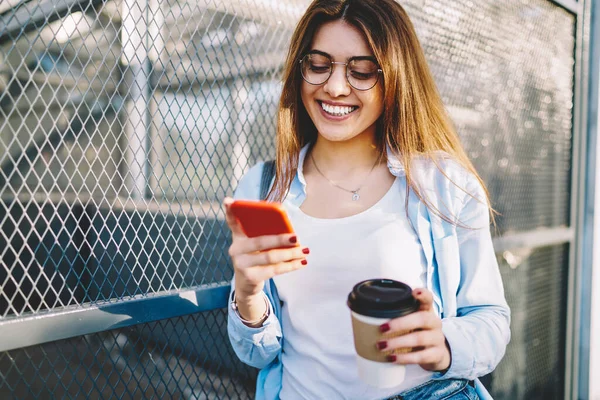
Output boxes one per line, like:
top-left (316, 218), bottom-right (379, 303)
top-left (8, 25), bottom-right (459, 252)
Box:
top-left (269, 0), bottom-right (494, 225)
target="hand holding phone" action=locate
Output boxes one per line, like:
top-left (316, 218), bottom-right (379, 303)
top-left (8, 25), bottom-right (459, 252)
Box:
top-left (223, 198), bottom-right (308, 305)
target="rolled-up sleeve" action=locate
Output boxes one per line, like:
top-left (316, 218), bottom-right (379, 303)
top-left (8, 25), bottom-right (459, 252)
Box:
top-left (227, 283), bottom-right (283, 369)
top-left (226, 161), bottom-right (283, 369)
top-left (434, 173), bottom-right (511, 380)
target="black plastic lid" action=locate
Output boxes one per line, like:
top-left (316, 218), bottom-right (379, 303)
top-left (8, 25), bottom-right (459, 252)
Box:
top-left (347, 279), bottom-right (419, 319)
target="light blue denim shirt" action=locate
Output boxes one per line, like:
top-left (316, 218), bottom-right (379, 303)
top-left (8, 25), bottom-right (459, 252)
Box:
top-left (228, 145), bottom-right (511, 400)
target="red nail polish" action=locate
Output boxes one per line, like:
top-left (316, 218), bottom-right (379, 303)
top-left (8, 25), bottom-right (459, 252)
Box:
top-left (380, 323), bottom-right (391, 333)
top-left (289, 236), bottom-right (297, 244)
top-left (376, 341), bottom-right (387, 350)
top-left (301, 260), bottom-right (308, 265)
top-left (386, 355), bottom-right (397, 362)
top-left (416, 290), bottom-right (422, 295)
top-left (302, 248), bottom-right (310, 254)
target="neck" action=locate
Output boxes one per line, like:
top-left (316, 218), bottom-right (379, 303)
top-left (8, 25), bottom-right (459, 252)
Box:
top-left (310, 134), bottom-right (382, 176)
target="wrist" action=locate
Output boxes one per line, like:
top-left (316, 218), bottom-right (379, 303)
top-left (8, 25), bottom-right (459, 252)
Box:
top-left (231, 291), bottom-right (270, 327)
top-left (234, 281), bottom-right (264, 302)
top-left (233, 289), bottom-right (263, 306)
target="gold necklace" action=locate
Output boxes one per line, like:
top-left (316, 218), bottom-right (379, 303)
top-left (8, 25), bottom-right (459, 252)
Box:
top-left (310, 152), bottom-right (380, 201)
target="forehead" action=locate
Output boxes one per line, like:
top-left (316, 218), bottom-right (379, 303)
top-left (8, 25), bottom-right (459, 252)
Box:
top-left (311, 20), bottom-right (373, 59)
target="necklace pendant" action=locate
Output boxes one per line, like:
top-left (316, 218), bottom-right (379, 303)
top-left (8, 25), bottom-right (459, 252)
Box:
top-left (352, 191), bottom-right (360, 201)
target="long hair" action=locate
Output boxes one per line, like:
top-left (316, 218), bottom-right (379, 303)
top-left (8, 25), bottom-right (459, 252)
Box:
top-left (269, 0), bottom-right (494, 225)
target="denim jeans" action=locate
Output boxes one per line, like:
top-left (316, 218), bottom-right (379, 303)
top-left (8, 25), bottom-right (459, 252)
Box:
top-left (385, 379), bottom-right (479, 400)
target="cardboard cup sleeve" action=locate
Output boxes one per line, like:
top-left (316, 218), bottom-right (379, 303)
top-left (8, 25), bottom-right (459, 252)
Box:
top-left (351, 314), bottom-right (412, 362)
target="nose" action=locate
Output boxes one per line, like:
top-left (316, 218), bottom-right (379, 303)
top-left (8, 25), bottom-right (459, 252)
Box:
top-left (323, 63), bottom-right (351, 98)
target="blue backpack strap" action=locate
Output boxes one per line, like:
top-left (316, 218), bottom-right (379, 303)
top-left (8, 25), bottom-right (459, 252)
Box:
top-left (260, 160), bottom-right (276, 201)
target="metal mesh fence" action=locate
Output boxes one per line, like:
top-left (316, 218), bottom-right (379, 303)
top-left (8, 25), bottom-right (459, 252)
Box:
top-left (491, 244), bottom-right (569, 400)
top-left (0, 309), bottom-right (257, 399)
top-left (0, 0), bottom-right (298, 316)
top-left (0, 0), bottom-right (579, 399)
top-left (407, 0), bottom-right (575, 233)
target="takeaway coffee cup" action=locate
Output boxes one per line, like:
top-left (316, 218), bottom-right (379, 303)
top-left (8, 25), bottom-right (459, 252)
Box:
top-left (347, 279), bottom-right (420, 388)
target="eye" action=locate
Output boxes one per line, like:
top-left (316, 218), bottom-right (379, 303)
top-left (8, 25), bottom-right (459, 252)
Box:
top-left (309, 64), bottom-right (331, 74)
top-left (349, 70), bottom-right (377, 80)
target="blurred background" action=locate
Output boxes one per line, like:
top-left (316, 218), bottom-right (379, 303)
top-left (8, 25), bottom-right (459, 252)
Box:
top-left (0, 0), bottom-right (598, 399)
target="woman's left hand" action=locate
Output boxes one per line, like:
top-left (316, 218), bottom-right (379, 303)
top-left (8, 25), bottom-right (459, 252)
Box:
top-left (377, 288), bottom-right (452, 373)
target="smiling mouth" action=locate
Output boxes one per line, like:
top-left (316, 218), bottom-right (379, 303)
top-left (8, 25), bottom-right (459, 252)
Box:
top-left (319, 101), bottom-right (358, 117)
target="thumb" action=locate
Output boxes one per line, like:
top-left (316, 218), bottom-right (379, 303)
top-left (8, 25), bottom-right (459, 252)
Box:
top-left (223, 197), bottom-right (246, 237)
top-left (413, 288), bottom-right (434, 312)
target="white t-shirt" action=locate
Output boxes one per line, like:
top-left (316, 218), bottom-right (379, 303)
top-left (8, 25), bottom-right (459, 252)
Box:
top-left (273, 178), bottom-right (433, 400)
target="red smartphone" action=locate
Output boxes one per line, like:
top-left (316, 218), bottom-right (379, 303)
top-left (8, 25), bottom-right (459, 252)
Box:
top-left (229, 200), bottom-right (295, 238)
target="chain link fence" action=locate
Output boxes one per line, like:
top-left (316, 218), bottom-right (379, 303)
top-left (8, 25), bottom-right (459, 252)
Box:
top-left (0, 0), bottom-right (584, 398)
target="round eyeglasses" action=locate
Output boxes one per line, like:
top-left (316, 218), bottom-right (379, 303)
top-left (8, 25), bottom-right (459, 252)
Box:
top-left (299, 52), bottom-right (382, 91)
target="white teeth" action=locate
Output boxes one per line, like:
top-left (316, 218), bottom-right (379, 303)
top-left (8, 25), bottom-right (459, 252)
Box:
top-left (320, 102), bottom-right (355, 116)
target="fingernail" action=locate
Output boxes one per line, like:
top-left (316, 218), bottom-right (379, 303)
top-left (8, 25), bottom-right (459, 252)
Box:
top-left (289, 236), bottom-right (297, 244)
top-left (415, 290), bottom-right (422, 295)
top-left (386, 355), bottom-right (397, 362)
top-left (302, 248), bottom-right (310, 254)
top-left (301, 259), bottom-right (308, 265)
top-left (380, 323), bottom-right (391, 333)
top-left (376, 341), bottom-right (387, 350)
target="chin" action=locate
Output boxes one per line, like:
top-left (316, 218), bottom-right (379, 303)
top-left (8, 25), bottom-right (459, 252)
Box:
top-left (315, 128), bottom-right (359, 142)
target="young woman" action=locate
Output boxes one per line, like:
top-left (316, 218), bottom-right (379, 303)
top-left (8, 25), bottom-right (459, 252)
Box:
top-left (224, 0), bottom-right (510, 399)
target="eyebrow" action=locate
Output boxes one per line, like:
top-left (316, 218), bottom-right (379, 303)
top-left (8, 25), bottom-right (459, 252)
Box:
top-left (308, 49), bottom-right (378, 63)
